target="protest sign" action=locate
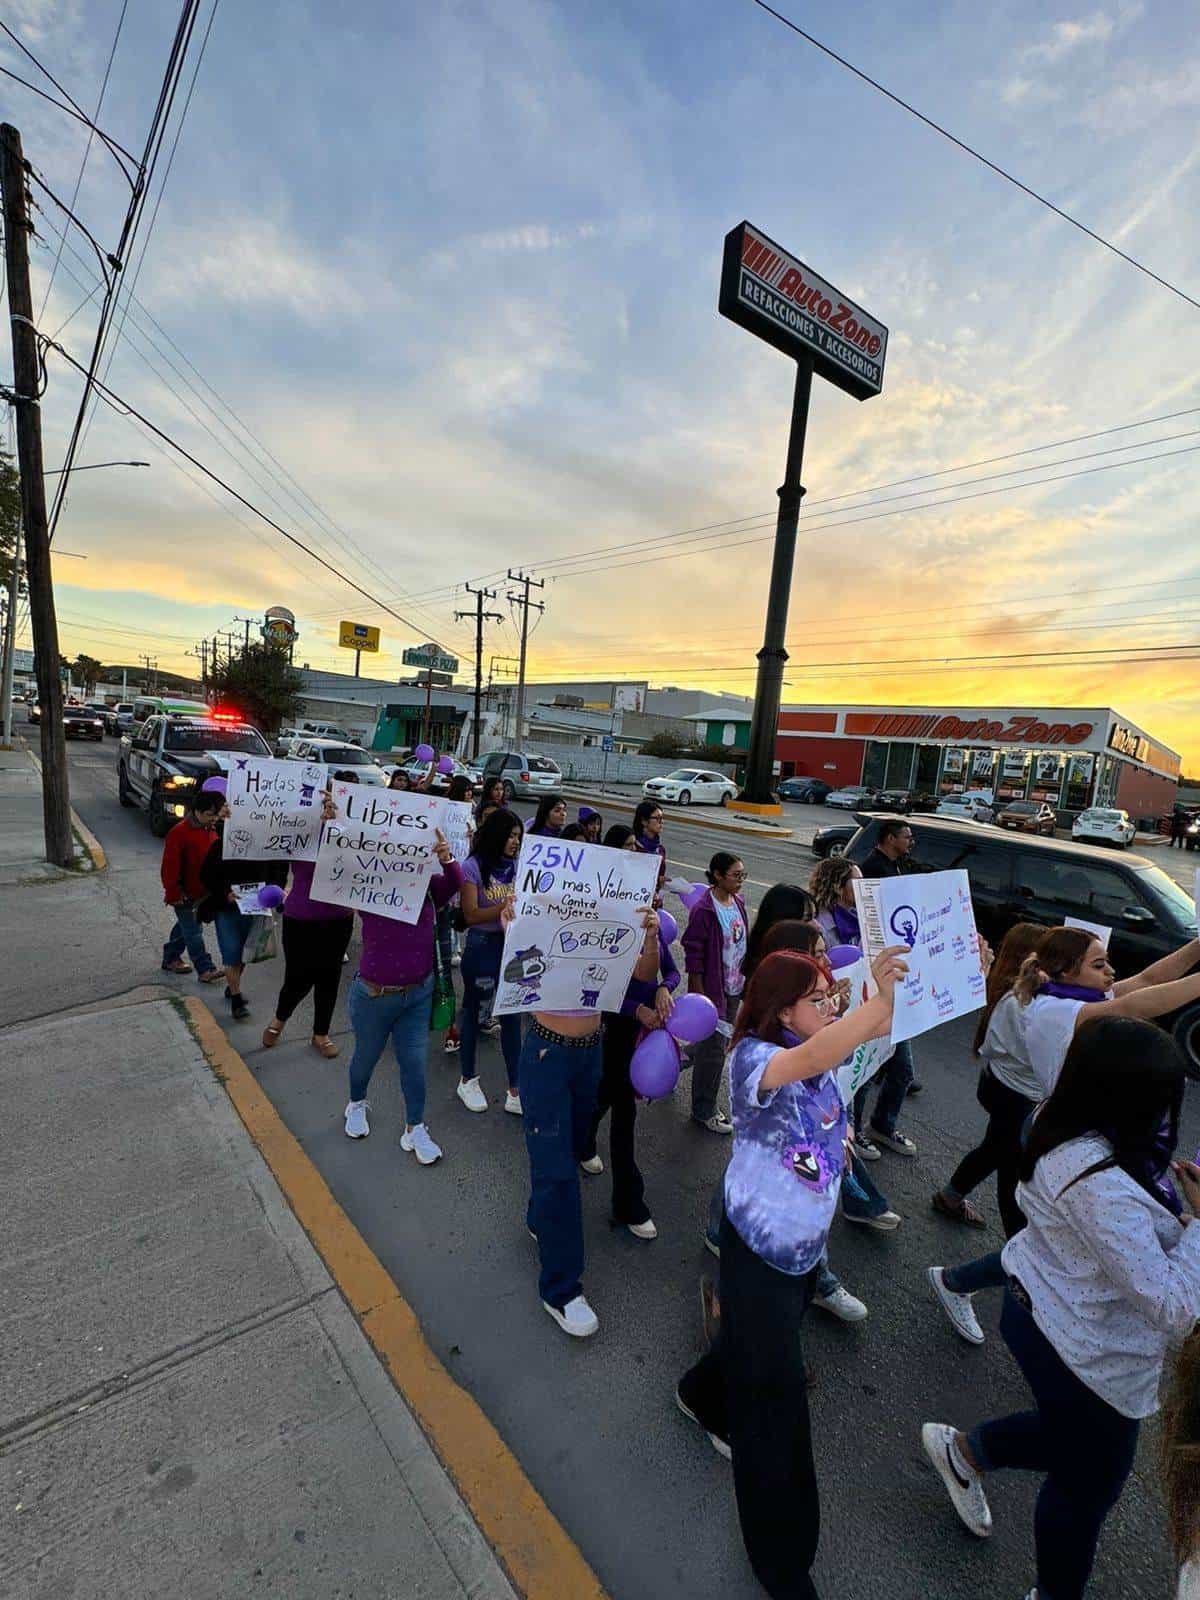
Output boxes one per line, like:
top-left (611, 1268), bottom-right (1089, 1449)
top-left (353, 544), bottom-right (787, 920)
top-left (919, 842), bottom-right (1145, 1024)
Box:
top-left (232, 882), bottom-right (272, 916)
top-left (492, 837), bottom-right (660, 1016)
top-left (1065, 916), bottom-right (1111, 950)
top-left (442, 800), bottom-right (474, 867)
top-left (310, 783), bottom-right (449, 924)
top-left (852, 869), bottom-right (985, 1045)
top-left (834, 954), bottom-right (894, 1105)
top-left (222, 756), bottom-right (327, 862)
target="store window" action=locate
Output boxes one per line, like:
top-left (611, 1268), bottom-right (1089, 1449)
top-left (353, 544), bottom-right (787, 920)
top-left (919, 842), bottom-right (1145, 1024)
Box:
top-left (995, 751), bottom-right (1030, 803)
top-left (940, 748), bottom-right (967, 794)
top-left (1064, 753), bottom-right (1095, 810)
top-left (915, 745), bottom-right (941, 794)
top-left (885, 742), bottom-right (915, 790)
top-left (1030, 752), bottom-right (1064, 804)
top-left (969, 750), bottom-right (997, 791)
top-left (862, 741), bottom-right (888, 789)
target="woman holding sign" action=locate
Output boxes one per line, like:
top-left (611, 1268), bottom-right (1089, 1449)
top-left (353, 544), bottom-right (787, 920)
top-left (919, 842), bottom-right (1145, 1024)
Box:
top-left (197, 823), bottom-right (287, 1022)
top-left (676, 944), bottom-right (908, 1600)
top-left (457, 808), bottom-right (523, 1115)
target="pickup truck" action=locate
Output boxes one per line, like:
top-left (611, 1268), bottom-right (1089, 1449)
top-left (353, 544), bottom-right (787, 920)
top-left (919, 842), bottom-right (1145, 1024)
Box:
top-left (118, 713), bottom-right (272, 835)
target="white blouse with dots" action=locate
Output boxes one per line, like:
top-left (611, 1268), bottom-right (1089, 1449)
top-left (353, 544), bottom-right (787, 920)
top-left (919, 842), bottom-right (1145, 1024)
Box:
top-left (1003, 1135), bottom-right (1200, 1419)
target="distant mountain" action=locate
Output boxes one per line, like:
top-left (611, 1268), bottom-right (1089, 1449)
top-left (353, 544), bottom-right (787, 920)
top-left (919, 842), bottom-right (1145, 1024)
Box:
top-left (101, 664), bottom-right (201, 694)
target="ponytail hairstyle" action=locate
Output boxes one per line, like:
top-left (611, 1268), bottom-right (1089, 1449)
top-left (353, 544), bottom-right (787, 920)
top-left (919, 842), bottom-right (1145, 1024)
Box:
top-left (731, 951), bottom-right (826, 1050)
top-left (1162, 1328), bottom-right (1200, 1569)
top-left (706, 851), bottom-right (740, 885)
top-left (974, 921), bottom-right (1046, 1050)
top-left (1012, 925), bottom-right (1095, 1007)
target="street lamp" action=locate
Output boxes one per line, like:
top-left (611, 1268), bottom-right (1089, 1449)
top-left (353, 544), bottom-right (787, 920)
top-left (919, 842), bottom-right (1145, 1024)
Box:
top-left (42, 460), bottom-right (151, 474)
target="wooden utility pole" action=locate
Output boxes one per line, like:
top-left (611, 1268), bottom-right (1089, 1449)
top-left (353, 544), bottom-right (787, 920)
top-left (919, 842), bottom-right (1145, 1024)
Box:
top-left (505, 570), bottom-right (544, 747)
top-left (0, 125), bottom-right (73, 864)
top-left (456, 584), bottom-right (502, 759)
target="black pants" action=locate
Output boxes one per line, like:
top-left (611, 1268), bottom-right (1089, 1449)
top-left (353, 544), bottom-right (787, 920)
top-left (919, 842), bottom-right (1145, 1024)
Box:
top-left (274, 916), bottom-right (354, 1036)
top-left (586, 1012), bottom-right (650, 1225)
top-left (947, 1067), bottom-right (1033, 1239)
top-left (678, 1215), bottom-right (820, 1600)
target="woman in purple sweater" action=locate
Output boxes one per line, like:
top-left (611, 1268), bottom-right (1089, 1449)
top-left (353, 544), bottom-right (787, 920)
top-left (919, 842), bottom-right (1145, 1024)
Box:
top-left (682, 851), bottom-right (749, 1135)
top-left (338, 810), bottom-right (463, 1166)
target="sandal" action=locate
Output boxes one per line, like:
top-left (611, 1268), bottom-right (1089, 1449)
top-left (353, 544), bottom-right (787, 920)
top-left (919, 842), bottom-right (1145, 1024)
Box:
top-left (161, 959), bottom-right (192, 974)
top-left (262, 1022), bottom-right (284, 1050)
top-left (198, 969), bottom-right (225, 985)
top-left (311, 1036), bottom-right (339, 1059)
top-left (931, 1190), bottom-right (987, 1228)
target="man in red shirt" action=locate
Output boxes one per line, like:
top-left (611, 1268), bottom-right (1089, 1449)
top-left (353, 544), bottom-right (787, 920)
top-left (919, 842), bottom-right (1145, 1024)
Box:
top-left (160, 786), bottom-right (224, 981)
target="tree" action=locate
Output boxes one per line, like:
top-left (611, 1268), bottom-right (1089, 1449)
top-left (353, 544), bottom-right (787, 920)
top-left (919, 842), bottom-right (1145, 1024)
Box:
top-left (640, 731), bottom-right (693, 759)
top-left (71, 653), bottom-right (103, 692)
top-left (209, 641), bottom-right (302, 734)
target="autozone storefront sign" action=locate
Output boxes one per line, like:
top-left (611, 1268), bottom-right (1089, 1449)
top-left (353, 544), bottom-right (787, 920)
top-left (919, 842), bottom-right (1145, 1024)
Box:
top-left (719, 222), bottom-right (888, 400)
top-left (850, 711), bottom-right (1097, 747)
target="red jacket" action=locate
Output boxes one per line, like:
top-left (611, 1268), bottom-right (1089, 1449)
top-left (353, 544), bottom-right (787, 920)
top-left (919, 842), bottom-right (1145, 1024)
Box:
top-left (161, 817), bottom-right (216, 905)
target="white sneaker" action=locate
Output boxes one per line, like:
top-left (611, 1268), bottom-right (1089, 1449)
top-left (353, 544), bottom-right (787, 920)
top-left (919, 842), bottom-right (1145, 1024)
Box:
top-left (698, 1112), bottom-right (734, 1135)
top-left (401, 1123), bottom-right (443, 1165)
top-left (929, 1266), bottom-right (985, 1346)
top-left (579, 1154), bottom-right (604, 1175)
top-left (627, 1218), bottom-right (658, 1240)
top-left (456, 1076), bottom-right (487, 1113)
top-left (921, 1422), bottom-right (993, 1538)
top-left (344, 1100), bottom-right (369, 1139)
top-left (504, 1090), bottom-right (523, 1116)
top-left (812, 1284), bottom-right (868, 1322)
top-left (543, 1294), bottom-right (599, 1338)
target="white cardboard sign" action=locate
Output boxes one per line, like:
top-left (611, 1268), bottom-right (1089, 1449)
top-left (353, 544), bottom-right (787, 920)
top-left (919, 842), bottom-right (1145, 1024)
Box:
top-left (1065, 916), bottom-right (1112, 951)
top-left (834, 955), bottom-right (894, 1105)
top-left (310, 783), bottom-right (449, 924)
top-left (492, 837), bottom-right (659, 1016)
top-left (222, 757), bottom-right (327, 862)
top-left (852, 869), bottom-right (986, 1044)
top-left (442, 800), bottom-right (474, 867)
top-left (232, 882), bottom-right (273, 916)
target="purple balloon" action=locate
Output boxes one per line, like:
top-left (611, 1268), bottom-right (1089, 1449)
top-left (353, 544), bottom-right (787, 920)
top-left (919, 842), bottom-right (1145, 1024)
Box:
top-left (630, 1028), bottom-right (681, 1100)
top-left (201, 775), bottom-right (227, 795)
top-left (664, 992), bottom-right (719, 1044)
top-left (677, 882), bottom-right (708, 912)
top-left (436, 755), bottom-right (455, 775)
top-left (656, 908), bottom-right (678, 946)
top-left (257, 883), bottom-right (284, 910)
top-left (414, 743), bottom-right (435, 763)
top-left (826, 943), bottom-right (861, 971)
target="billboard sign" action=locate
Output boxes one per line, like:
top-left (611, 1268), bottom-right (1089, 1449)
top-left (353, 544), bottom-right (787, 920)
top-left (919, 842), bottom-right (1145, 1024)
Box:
top-left (262, 604), bottom-right (297, 645)
top-left (339, 621), bottom-right (380, 653)
top-left (719, 221), bottom-right (888, 401)
top-left (402, 643), bottom-right (459, 675)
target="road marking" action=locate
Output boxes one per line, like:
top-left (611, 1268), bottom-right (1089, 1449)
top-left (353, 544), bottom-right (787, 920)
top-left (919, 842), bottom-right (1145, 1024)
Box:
top-left (183, 997), bottom-right (608, 1600)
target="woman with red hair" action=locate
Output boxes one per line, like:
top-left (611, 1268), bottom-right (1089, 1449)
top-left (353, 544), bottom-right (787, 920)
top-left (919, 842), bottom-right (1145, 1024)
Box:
top-left (676, 942), bottom-right (908, 1600)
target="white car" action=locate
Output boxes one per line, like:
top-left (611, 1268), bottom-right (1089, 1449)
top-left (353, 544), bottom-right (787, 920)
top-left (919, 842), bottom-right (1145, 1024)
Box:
top-left (936, 796), bottom-right (995, 824)
top-left (642, 768), bottom-right (738, 807)
top-left (824, 785), bottom-right (878, 811)
top-left (291, 738), bottom-right (389, 785)
top-left (1072, 806), bottom-right (1136, 848)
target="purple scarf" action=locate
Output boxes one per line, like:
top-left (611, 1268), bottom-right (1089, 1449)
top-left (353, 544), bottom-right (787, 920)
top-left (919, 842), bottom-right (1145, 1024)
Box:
top-left (482, 856), bottom-right (516, 889)
top-left (530, 824), bottom-right (561, 838)
top-left (1039, 981), bottom-right (1107, 1004)
top-left (832, 903), bottom-right (860, 945)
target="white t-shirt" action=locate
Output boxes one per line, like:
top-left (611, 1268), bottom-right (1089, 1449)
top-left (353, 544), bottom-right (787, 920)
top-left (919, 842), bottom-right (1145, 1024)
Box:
top-left (980, 993), bottom-right (1043, 1101)
top-left (1021, 993), bottom-right (1111, 1096)
top-left (713, 896), bottom-right (747, 998)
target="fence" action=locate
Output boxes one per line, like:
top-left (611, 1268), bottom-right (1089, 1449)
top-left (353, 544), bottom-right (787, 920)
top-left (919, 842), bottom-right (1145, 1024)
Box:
top-left (521, 739), bottom-right (738, 786)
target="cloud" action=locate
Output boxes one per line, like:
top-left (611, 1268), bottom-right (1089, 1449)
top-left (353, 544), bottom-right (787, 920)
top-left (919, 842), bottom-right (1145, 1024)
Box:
top-left (1024, 4), bottom-right (1144, 64)
top-left (149, 218), bottom-right (338, 321)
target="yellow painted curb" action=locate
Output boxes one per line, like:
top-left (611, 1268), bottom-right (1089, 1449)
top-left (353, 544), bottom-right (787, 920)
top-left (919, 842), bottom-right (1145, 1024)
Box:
top-left (182, 997), bottom-right (608, 1600)
top-left (21, 739), bottom-right (107, 871)
top-left (727, 801), bottom-right (782, 818)
top-left (558, 785), bottom-right (793, 841)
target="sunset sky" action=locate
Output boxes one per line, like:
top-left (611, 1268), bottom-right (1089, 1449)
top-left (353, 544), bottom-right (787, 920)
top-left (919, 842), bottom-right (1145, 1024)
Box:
top-left (7, 0), bottom-right (1200, 761)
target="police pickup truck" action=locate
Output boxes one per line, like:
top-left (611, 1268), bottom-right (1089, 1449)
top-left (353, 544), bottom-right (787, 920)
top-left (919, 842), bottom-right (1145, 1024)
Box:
top-left (118, 712), bottom-right (272, 836)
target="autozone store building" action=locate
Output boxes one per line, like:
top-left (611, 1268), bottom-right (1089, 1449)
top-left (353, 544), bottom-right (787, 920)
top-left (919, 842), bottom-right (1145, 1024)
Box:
top-left (775, 705), bottom-right (1181, 823)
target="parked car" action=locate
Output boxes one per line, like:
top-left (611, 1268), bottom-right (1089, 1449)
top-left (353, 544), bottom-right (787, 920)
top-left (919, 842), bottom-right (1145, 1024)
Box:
top-left (842, 814), bottom-right (1200, 1074)
top-left (642, 768), bottom-right (739, 807)
top-left (936, 795), bottom-right (995, 824)
top-left (1072, 806), bottom-right (1136, 849)
top-left (811, 821), bottom-right (859, 858)
top-left (290, 739), bottom-right (388, 784)
top-left (103, 701), bottom-right (135, 735)
top-left (64, 705), bottom-right (105, 741)
top-left (997, 799), bottom-right (1058, 836)
top-left (480, 750), bottom-right (563, 801)
top-left (876, 787), bottom-right (917, 814)
top-left (388, 755), bottom-right (478, 794)
top-left (777, 777), bottom-right (832, 804)
top-left (119, 714), bottom-right (273, 835)
top-left (825, 784), bottom-right (878, 811)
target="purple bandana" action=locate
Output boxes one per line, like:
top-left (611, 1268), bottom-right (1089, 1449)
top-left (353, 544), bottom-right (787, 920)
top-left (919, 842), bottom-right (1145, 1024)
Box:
top-left (832, 903), bottom-right (861, 945)
top-left (1039, 981), bottom-right (1107, 1004)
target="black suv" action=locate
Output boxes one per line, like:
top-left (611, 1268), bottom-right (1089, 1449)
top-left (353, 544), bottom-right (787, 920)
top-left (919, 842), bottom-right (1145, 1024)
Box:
top-left (844, 815), bottom-right (1200, 1074)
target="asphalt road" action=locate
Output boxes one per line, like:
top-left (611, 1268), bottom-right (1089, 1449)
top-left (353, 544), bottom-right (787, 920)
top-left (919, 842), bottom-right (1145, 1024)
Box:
top-left (54, 729), bottom-right (1193, 1600)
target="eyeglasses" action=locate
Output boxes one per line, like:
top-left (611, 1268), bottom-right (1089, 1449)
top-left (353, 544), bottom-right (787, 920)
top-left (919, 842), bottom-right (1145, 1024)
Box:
top-left (725, 869), bottom-right (746, 882)
top-left (803, 992), bottom-right (837, 1016)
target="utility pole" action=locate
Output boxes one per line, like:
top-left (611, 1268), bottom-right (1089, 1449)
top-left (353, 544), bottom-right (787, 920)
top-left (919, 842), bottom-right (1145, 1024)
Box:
top-left (0, 124), bottom-right (73, 864)
top-left (0, 545), bottom-right (21, 745)
top-left (455, 584), bottom-right (502, 759)
top-left (211, 633), bottom-right (220, 675)
top-left (139, 653), bottom-right (158, 692)
top-left (234, 615), bottom-right (255, 658)
top-left (506, 570), bottom-right (544, 747)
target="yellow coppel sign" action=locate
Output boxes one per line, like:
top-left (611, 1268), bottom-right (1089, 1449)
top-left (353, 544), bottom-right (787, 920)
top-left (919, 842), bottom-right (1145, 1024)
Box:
top-left (339, 621), bottom-right (380, 653)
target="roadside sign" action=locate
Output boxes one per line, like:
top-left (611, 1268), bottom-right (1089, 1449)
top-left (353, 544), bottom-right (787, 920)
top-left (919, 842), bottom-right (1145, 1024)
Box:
top-left (601, 734), bottom-right (614, 753)
top-left (402, 643), bottom-right (459, 675)
top-left (13, 647), bottom-right (33, 673)
top-left (415, 669), bottom-right (453, 687)
top-left (719, 221), bottom-right (887, 401)
top-left (339, 620), bottom-right (381, 653)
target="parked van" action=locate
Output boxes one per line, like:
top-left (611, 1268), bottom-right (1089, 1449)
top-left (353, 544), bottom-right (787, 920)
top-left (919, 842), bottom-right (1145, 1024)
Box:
top-left (131, 695), bottom-right (208, 728)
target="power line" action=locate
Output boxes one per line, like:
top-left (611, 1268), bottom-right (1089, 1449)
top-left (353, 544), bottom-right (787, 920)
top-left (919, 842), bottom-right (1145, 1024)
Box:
top-left (746, 0), bottom-right (1200, 312)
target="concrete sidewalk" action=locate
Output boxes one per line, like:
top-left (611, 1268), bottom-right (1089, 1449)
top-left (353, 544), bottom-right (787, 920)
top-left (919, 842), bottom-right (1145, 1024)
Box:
top-left (0, 743), bottom-right (104, 882)
top-left (0, 995), bottom-right (520, 1600)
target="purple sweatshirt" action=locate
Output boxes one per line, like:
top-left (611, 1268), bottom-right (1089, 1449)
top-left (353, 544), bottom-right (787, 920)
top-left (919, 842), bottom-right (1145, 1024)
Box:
top-left (621, 932), bottom-right (681, 1016)
top-left (682, 888), bottom-right (749, 1007)
top-left (358, 861), bottom-right (463, 987)
top-left (285, 858), bottom-right (353, 923)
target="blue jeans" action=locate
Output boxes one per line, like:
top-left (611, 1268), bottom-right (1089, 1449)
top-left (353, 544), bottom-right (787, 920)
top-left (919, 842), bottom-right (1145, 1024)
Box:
top-left (969, 1290), bottom-right (1139, 1600)
top-left (460, 933), bottom-right (521, 1089)
top-left (840, 1150), bottom-right (890, 1220)
top-left (944, 1249), bottom-right (1006, 1296)
top-left (347, 973), bottom-right (434, 1124)
top-left (519, 1024), bottom-right (602, 1310)
top-left (214, 907), bottom-right (256, 968)
top-left (163, 900), bottom-right (215, 975)
top-left (854, 1040), bottom-right (914, 1137)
